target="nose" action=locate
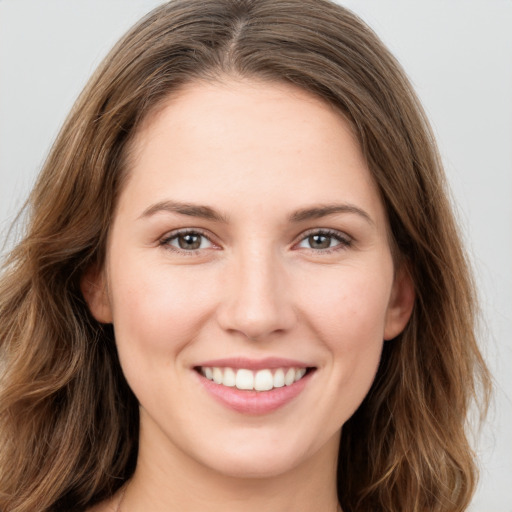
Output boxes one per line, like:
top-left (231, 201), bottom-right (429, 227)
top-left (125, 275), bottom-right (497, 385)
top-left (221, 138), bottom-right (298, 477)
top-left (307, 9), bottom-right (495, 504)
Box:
top-left (216, 246), bottom-right (297, 341)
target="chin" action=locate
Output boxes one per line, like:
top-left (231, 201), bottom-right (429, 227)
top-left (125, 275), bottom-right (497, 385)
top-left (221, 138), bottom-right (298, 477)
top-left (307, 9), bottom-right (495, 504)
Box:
top-left (188, 427), bottom-right (337, 481)
top-left (201, 450), bottom-right (306, 480)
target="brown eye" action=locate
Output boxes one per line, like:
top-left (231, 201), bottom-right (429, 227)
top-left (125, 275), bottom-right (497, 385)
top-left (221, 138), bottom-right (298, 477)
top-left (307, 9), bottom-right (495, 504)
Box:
top-left (163, 231), bottom-right (213, 251)
top-left (297, 230), bottom-right (351, 252)
top-left (308, 234), bottom-right (333, 249)
top-left (178, 233), bottom-right (202, 250)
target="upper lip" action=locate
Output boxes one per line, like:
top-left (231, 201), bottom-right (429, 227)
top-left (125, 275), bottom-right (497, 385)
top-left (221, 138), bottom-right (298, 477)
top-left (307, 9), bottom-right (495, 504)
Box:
top-left (194, 357), bottom-right (314, 371)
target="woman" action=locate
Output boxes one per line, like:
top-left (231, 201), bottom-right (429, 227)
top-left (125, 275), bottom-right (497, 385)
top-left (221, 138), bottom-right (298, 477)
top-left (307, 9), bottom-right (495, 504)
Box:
top-left (0, 1), bottom-right (490, 511)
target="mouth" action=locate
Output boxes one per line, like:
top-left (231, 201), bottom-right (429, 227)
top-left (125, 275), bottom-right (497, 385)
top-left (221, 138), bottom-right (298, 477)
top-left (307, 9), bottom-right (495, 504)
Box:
top-left (192, 358), bottom-right (316, 414)
top-left (195, 366), bottom-right (314, 392)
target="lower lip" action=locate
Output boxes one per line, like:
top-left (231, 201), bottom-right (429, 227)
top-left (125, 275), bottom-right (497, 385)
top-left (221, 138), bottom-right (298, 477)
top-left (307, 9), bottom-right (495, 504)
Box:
top-left (194, 370), bottom-right (313, 415)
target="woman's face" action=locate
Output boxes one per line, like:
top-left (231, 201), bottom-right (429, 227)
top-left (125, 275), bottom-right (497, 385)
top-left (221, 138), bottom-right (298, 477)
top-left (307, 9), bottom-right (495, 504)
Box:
top-left (84, 78), bottom-right (413, 479)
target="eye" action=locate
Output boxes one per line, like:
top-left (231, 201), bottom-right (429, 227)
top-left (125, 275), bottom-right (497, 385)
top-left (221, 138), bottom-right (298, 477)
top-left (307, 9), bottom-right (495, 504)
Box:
top-left (161, 230), bottom-right (214, 252)
top-left (296, 230), bottom-right (351, 251)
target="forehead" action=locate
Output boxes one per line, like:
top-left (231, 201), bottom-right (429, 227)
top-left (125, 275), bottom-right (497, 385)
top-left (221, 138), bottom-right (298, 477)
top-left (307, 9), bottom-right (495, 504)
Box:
top-left (129, 77), bottom-right (361, 168)
top-left (119, 78), bottom-right (386, 227)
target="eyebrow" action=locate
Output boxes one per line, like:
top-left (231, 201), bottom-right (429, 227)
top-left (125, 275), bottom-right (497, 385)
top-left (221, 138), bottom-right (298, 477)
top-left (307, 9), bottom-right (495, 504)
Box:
top-left (139, 200), bottom-right (373, 226)
top-left (289, 204), bottom-right (374, 225)
top-left (139, 200), bottom-right (229, 223)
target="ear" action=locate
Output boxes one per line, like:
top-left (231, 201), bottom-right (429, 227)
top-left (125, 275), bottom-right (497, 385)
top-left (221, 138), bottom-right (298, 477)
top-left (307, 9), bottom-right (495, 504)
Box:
top-left (80, 264), bottom-right (113, 324)
top-left (383, 263), bottom-right (415, 341)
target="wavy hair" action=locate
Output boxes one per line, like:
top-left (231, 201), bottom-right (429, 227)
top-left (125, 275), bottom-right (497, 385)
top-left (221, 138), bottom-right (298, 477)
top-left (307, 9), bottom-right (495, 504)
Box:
top-left (0, 1), bottom-right (490, 511)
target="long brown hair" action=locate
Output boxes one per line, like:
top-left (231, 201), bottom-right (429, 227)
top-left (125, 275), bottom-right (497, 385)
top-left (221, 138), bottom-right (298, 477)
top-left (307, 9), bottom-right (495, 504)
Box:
top-left (0, 1), bottom-right (490, 511)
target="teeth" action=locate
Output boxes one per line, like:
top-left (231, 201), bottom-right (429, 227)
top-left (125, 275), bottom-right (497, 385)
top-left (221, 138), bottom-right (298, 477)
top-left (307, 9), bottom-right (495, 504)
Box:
top-left (235, 369), bottom-right (254, 390)
top-left (284, 368), bottom-right (296, 386)
top-left (254, 369), bottom-right (273, 391)
top-left (200, 366), bottom-right (308, 391)
top-left (295, 368), bottom-right (306, 382)
top-left (273, 368), bottom-right (285, 388)
top-left (212, 367), bottom-right (223, 384)
top-left (223, 367), bottom-right (236, 387)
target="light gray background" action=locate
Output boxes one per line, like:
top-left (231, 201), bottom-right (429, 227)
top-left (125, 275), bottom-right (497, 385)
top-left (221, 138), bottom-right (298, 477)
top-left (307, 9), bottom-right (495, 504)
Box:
top-left (0, 1), bottom-right (510, 510)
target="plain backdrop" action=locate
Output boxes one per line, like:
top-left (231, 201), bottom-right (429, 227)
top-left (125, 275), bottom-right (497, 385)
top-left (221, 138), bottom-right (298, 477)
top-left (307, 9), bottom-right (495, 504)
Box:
top-left (0, 1), bottom-right (511, 510)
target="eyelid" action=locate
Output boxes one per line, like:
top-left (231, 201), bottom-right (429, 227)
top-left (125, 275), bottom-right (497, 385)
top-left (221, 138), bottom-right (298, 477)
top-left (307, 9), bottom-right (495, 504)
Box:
top-left (159, 228), bottom-right (220, 253)
top-left (158, 227), bottom-right (352, 255)
top-left (293, 228), bottom-right (353, 251)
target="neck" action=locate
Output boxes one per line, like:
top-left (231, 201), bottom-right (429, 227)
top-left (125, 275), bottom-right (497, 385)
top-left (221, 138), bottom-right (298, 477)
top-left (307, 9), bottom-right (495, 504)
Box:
top-left (122, 414), bottom-right (341, 512)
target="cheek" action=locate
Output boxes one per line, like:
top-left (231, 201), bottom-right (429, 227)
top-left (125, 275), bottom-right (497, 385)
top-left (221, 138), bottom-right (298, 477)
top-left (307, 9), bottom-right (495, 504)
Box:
top-left (301, 265), bottom-right (392, 344)
top-left (298, 264), bottom-right (392, 396)
top-left (107, 253), bottom-right (220, 373)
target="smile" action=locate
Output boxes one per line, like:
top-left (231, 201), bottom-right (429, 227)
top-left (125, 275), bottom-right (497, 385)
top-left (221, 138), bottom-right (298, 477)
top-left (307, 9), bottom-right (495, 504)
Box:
top-left (193, 360), bottom-right (316, 414)
top-left (198, 366), bottom-right (308, 391)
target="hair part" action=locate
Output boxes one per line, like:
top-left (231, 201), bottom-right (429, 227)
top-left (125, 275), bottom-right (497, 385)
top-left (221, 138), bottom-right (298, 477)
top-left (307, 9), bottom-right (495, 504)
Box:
top-left (0, 1), bottom-right (490, 511)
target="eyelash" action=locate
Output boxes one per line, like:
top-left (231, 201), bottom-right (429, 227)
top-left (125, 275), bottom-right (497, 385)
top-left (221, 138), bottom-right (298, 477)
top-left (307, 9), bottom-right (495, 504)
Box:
top-left (296, 228), bottom-right (353, 254)
top-left (159, 228), bottom-right (216, 255)
top-left (159, 228), bottom-right (352, 255)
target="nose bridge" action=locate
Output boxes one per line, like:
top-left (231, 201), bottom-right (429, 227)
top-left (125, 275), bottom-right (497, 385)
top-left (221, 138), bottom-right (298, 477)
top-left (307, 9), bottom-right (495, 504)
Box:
top-left (218, 241), bottom-right (295, 340)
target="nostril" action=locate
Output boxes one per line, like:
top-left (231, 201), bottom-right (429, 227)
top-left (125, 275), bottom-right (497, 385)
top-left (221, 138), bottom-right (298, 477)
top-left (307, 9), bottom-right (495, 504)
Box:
top-left (215, 272), bottom-right (297, 340)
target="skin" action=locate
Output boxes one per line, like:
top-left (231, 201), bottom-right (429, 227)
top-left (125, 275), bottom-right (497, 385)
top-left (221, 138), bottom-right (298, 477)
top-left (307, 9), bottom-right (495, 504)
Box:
top-left (84, 78), bottom-right (414, 512)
